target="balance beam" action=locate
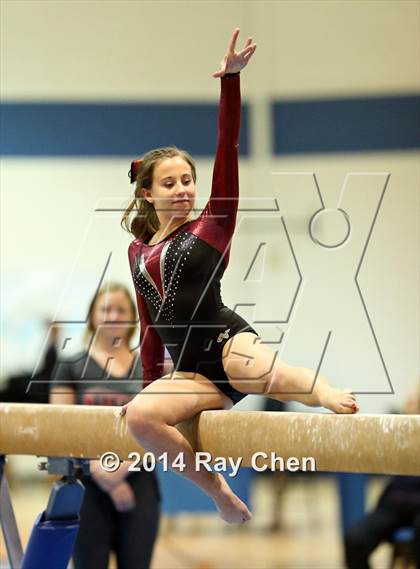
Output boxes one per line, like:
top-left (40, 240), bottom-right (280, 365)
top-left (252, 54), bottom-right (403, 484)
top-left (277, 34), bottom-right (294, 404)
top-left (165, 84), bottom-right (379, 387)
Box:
top-left (0, 403), bottom-right (418, 475)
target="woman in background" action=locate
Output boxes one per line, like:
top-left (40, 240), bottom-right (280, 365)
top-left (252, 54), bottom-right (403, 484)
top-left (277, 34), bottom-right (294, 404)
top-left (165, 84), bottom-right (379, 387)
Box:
top-left (50, 282), bottom-right (160, 569)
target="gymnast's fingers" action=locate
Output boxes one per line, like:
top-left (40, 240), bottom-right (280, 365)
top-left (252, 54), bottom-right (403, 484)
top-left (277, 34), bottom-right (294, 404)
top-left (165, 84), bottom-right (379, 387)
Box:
top-left (228, 27), bottom-right (240, 54)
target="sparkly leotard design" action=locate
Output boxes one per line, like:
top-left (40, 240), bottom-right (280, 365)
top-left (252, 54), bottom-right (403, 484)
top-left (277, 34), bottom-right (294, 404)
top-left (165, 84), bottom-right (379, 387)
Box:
top-left (128, 73), bottom-right (258, 404)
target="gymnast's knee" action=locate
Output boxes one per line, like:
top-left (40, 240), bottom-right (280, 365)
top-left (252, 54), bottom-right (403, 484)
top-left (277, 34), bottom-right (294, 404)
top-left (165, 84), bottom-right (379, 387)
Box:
top-left (125, 399), bottom-right (163, 440)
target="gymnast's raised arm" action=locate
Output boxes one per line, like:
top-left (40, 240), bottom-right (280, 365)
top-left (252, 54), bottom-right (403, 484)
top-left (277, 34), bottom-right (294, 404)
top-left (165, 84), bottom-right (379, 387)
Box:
top-left (205, 29), bottom-right (256, 222)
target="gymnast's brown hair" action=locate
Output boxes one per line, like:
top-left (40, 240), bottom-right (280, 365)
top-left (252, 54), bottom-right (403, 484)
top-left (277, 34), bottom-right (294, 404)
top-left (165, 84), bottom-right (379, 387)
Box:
top-left (121, 146), bottom-right (197, 242)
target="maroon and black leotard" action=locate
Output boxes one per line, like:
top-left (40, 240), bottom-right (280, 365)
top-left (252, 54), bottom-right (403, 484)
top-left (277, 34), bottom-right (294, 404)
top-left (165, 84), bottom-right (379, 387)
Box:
top-left (128, 73), bottom-right (258, 404)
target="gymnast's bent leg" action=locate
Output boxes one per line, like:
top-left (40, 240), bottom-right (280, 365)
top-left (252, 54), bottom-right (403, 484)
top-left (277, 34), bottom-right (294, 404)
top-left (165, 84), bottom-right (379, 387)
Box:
top-left (124, 373), bottom-right (252, 524)
top-left (222, 332), bottom-right (358, 413)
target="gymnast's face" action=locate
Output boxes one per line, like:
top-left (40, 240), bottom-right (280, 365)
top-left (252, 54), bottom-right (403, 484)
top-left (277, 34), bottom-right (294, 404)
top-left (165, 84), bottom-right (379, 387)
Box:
top-left (143, 156), bottom-right (196, 221)
top-left (91, 291), bottom-right (134, 344)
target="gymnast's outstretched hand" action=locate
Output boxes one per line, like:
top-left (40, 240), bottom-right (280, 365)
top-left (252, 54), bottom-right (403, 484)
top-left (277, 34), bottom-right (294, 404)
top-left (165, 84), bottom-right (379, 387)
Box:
top-left (213, 27), bottom-right (257, 78)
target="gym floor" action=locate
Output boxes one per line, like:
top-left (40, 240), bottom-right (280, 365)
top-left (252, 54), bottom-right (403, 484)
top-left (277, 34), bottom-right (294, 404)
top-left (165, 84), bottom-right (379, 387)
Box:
top-left (1, 457), bottom-right (391, 569)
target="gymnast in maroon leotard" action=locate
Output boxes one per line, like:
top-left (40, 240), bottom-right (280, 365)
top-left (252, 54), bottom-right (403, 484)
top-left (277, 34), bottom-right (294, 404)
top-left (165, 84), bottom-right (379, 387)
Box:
top-left (121, 29), bottom-right (358, 525)
top-left (127, 71), bottom-right (257, 405)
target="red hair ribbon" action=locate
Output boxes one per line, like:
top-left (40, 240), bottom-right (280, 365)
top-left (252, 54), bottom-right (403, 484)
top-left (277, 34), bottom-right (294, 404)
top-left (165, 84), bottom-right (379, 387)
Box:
top-left (129, 158), bottom-right (142, 184)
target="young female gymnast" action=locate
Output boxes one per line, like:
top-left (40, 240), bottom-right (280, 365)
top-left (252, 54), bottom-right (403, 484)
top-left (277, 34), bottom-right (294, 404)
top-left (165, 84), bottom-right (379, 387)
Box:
top-left (121, 28), bottom-right (358, 524)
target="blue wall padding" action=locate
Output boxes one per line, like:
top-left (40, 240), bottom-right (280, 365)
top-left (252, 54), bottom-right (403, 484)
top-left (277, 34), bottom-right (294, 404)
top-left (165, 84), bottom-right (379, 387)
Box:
top-left (273, 95), bottom-right (420, 154)
top-left (336, 472), bottom-right (368, 534)
top-left (0, 102), bottom-right (249, 157)
top-left (156, 463), bottom-right (254, 513)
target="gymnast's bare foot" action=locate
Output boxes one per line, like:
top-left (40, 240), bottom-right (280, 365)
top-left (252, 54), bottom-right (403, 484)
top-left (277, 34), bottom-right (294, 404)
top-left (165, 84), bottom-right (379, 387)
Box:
top-left (209, 473), bottom-right (252, 524)
top-left (320, 387), bottom-right (359, 414)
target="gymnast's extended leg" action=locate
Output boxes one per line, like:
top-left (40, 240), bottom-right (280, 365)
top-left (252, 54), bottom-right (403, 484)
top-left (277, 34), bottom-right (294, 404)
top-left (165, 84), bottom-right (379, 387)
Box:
top-left (123, 373), bottom-right (252, 524)
top-left (222, 333), bottom-right (358, 413)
